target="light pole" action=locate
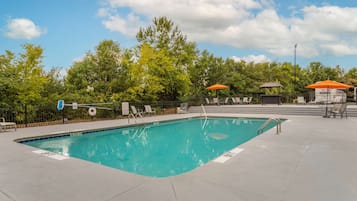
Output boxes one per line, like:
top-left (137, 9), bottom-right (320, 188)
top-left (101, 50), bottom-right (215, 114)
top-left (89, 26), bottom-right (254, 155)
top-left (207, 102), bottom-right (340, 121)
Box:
top-left (294, 44), bottom-right (297, 100)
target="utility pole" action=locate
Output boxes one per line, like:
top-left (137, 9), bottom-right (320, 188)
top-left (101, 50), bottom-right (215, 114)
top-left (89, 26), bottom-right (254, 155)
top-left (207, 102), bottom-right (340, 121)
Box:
top-left (294, 44), bottom-right (297, 100)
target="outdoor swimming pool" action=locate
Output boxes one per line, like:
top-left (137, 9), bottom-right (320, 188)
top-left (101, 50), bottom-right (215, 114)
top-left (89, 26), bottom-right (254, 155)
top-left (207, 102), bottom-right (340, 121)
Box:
top-left (22, 117), bottom-right (277, 177)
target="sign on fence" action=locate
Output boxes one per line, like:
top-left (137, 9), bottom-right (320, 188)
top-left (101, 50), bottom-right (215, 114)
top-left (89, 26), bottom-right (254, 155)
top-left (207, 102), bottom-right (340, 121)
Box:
top-left (57, 100), bottom-right (64, 111)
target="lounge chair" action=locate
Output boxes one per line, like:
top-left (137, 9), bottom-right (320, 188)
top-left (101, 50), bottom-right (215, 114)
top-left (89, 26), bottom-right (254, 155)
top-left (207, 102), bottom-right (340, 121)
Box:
top-left (328, 103), bottom-right (347, 118)
top-left (0, 117), bottom-right (16, 132)
top-left (223, 97), bottom-right (229, 105)
top-left (130, 106), bottom-right (143, 118)
top-left (235, 97), bottom-right (242, 104)
top-left (247, 97), bottom-right (253, 104)
top-left (297, 96), bottom-right (306, 104)
top-left (205, 98), bottom-right (212, 105)
top-left (144, 105), bottom-right (156, 115)
top-left (212, 98), bottom-right (219, 105)
top-left (243, 97), bottom-right (252, 104)
top-left (177, 103), bottom-right (188, 113)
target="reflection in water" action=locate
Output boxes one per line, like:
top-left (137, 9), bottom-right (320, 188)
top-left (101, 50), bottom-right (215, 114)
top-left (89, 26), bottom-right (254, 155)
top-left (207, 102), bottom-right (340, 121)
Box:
top-left (24, 117), bottom-right (276, 177)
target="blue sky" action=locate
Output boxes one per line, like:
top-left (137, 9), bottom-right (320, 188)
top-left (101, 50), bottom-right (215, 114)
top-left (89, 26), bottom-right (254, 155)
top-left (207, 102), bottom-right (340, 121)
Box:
top-left (1, 0), bottom-right (357, 73)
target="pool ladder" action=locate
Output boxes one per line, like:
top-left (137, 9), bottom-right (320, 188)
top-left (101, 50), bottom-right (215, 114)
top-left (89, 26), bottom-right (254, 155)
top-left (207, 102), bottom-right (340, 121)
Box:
top-left (200, 104), bottom-right (208, 119)
top-left (257, 117), bottom-right (282, 135)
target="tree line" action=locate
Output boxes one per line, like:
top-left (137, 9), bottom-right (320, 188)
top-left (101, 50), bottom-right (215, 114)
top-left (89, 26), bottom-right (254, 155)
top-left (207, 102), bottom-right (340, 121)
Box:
top-left (1, 16), bottom-right (357, 113)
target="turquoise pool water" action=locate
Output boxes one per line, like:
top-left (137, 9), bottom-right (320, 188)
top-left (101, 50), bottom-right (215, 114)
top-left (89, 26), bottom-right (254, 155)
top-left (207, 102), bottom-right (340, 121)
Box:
top-left (23, 117), bottom-right (277, 177)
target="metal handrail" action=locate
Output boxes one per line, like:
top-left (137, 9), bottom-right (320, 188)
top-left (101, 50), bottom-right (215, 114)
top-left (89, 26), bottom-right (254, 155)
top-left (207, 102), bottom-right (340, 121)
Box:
top-left (200, 104), bottom-right (208, 119)
top-left (257, 117), bottom-right (282, 135)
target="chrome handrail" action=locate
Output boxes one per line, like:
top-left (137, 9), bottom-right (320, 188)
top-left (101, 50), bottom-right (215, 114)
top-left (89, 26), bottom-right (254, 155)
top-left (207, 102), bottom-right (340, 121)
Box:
top-left (200, 104), bottom-right (208, 119)
top-left (257, 117), bottom-right (282, 135)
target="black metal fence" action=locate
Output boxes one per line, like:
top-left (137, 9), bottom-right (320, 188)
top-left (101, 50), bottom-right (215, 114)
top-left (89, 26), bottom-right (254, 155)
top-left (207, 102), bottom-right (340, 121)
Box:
top-left (0, 101), bottom-right (185, 128)
top-left (3, 97), bottom-right (318, 128)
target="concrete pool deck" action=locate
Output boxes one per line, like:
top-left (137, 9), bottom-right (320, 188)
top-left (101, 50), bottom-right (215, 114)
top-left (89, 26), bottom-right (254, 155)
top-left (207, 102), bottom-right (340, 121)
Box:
top-left (1, 113), bottom-right (357, 201)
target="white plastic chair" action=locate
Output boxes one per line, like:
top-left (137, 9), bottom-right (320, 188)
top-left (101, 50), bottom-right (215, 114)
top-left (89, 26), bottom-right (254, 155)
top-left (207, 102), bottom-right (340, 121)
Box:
top-left (144, 105), bottom-right (156, 115)
top-left (224, 97), bottom-right (229, 104)
top-left (235, 97), bottom-right (242, 104)
top-left (243, 97), bottom-right (248, 104)
top-left (205, 98), bottom-right (211, 105)
top-left (0, 117), bottom-right (16, 132)
top-left (130, 106), bottom-right (143, 118)
top-left (297, 96), bottom-right (306, 104)
top-left (247, 97), bottom-right (253, 104)
top-left (212, 98), bottom-right (219, 105)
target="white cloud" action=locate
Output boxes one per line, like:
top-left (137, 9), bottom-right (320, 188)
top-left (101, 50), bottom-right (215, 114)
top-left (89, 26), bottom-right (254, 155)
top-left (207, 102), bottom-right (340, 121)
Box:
top-left (98, 0), bottom-right (357, 58)
top-left (5, 18), bottom-right (46, 40)
top-left (321, 43), bottom-right (357, 55)
top-left (102, 13), bottom-right (145, 36)
top-left (72, 54), bottom-right (85, 63)
top-left (97, 8), bottom-right (110, 17)
top-left (231, 54), bottom-right (270, 63)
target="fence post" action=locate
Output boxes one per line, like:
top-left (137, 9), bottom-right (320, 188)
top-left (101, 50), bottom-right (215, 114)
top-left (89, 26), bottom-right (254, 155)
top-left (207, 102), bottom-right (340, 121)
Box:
top-left (62, 109), bottom-right (65, 124)
top-left (25, 104), bottom-right (28, 127)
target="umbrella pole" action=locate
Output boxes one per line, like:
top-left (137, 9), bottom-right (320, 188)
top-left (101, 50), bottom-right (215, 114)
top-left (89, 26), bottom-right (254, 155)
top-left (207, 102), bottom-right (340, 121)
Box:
top-left (323, 106), bottom-right (329, 118)
top-left (323, 89), bottom-right (329, 118)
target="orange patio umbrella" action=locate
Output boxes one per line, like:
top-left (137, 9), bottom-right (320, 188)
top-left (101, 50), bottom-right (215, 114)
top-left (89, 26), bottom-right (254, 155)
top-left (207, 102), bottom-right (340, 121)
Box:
top-left (305, 80), bottom-right (353, 117)
top-left (207, 84), bottom-right (229, 90)
top-left (207, 84), bottom-right (229, 102)
top-left (305, 79), bottom-right (353, 89)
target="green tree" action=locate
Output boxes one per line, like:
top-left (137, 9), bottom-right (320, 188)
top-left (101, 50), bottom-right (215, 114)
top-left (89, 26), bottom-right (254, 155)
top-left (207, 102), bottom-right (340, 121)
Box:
top-left (188, 50), bottom-right (211, 99)
top-left (345, 67), bottom-right (357, 80)
top-left (306, 62), bottom-right (338, 82)
top-left (65, 40), bottom-right (127, 103)
top-left (14, 44), bottom-right (48, 106)
top-left (0, 50), bottom-right (17, 107)
top-left (136, 16), bottom-right (197, 101)
top-left (343, 67), bottom-right (357, 86)
top-left (42, 68), bottom-right (65, 103)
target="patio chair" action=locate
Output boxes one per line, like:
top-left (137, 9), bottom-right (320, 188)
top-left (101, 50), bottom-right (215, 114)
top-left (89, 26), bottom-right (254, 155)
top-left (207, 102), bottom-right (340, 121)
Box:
top-left (231, 97), bottom-right (237, 104)
top-left (247, 97), bottom-right (253, 104)
top-left (223, 97), bottom-right (229, 105)
top-left (235, 97), bottom-right (242, 104)
top-left (328, 103), bottom-right (348, 118)
top-left (243, 97), bottom-right (249, 104)
top-left (0, 117), bottom-right (16, 132)
top-left (177, 103), bottom-right (189, 113)
top-left (212, 98), bottom-right (219, 105)
top-left (144, 105), bottom-right (156, 116)
top-left (333, 96), bottom-right (343, 103)
top-left (130, 106), bottom-right (143, 118)
top-left (205, 98), bottom-right (212, 105)
top-left (231, 97), bottom-right (241, 104)
top-left (297, 96), bottom-right (306, 104)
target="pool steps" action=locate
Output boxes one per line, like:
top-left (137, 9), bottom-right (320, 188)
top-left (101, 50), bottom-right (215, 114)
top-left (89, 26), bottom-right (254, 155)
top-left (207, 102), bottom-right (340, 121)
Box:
top-left (32, 149), bottom-right (69, 160)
